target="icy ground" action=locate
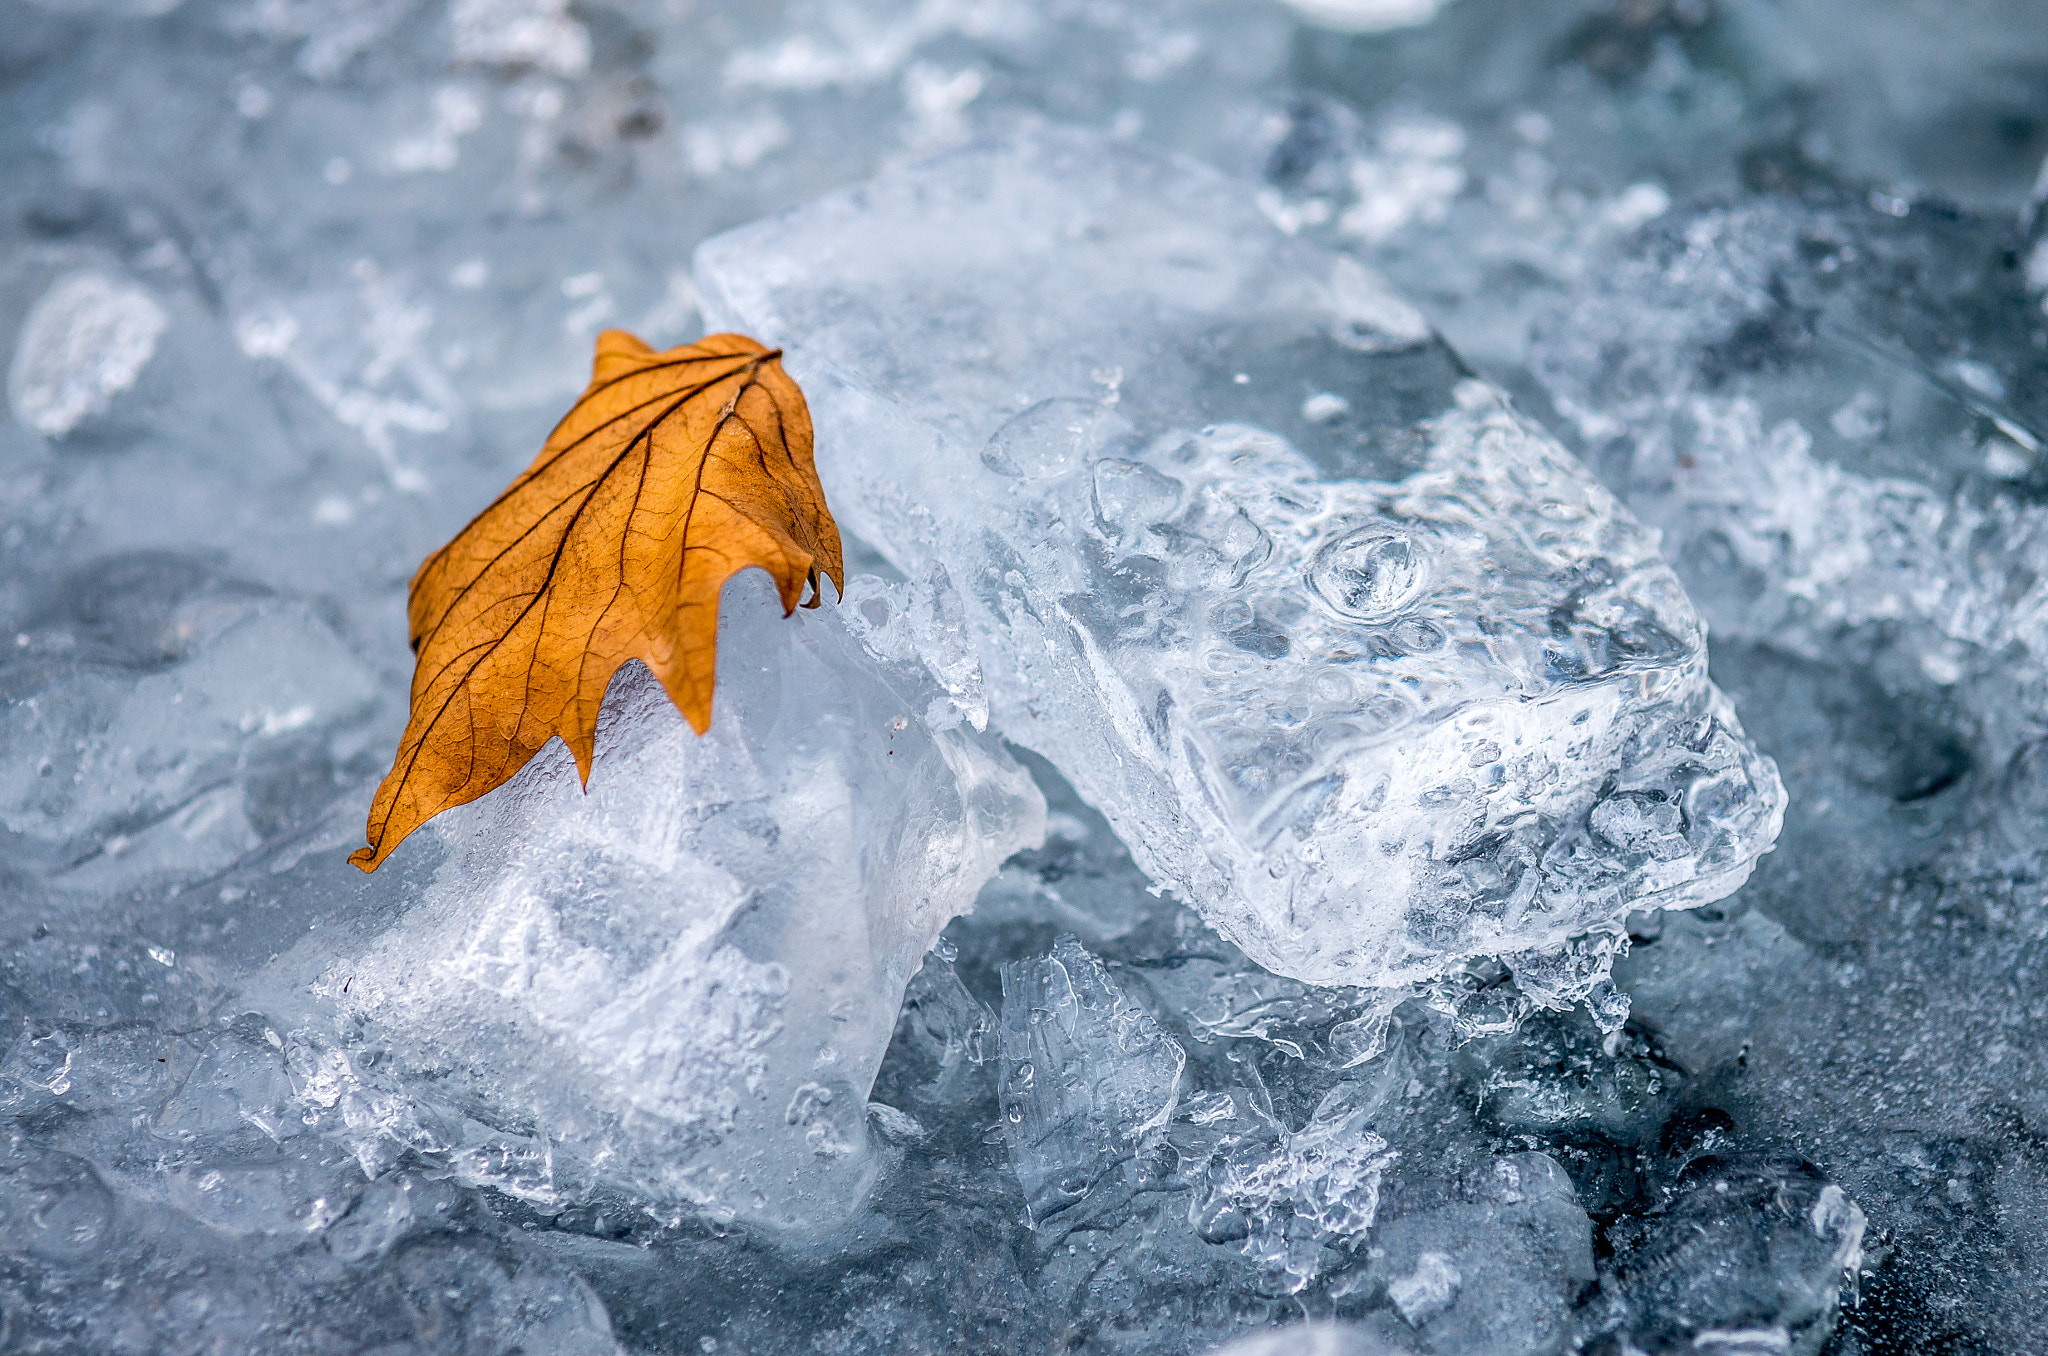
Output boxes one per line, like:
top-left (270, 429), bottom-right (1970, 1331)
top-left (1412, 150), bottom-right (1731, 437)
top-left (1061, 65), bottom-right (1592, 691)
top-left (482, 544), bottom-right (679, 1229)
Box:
top-left (2, 1), bottom-right (2047, 1353)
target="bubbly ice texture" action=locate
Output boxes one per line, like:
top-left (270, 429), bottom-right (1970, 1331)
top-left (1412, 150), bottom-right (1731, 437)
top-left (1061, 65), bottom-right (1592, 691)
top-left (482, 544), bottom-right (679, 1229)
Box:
top-left (998, 936), bottom-right (1186, 1228)
top-left (1530, 194), bottom-right (2048, 809)
top-left (1193, 1081), bottom-right (1397, 1294)
top-left (1534, 197), bottom-right (2048, 666)
top-left (259, 570), bottom-right (1043, 1234)
top-left (695, 126), bottom-right (1784, 993)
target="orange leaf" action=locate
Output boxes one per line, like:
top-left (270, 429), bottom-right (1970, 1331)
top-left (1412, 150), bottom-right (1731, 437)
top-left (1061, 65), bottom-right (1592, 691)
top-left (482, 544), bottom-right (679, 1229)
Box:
top-left (349, 330), bottom-right (843, 872)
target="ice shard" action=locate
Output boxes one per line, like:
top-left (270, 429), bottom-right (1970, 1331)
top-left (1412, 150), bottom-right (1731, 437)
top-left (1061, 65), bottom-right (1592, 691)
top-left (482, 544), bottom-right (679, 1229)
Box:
top-left (694, 126), bottom-right (1783, 991)
top-left (270, 571), bottom-right (1044, 1234)
top-left (997, 936), bottom-right (1186, 1229)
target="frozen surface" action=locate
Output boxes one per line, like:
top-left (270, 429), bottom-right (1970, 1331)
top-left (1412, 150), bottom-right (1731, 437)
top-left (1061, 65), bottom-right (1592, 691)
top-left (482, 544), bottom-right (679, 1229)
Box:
top-left (1533, 196), bottom-right (2048, 689)
top-left (2, 0), bottom-right (2046, 1352)
top-left (1532, 189), bottom-right (2048, 1351)
top-left (697, 126), bottom-right (1783, 994)
top-left (1593, 1156), bottom-right (1866, 1356)
top-left (264, 570), bottom-right (1042, 1235)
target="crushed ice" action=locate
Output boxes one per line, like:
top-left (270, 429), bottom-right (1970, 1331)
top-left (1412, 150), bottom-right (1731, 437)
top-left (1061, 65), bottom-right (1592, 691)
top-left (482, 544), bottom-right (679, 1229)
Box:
top-left (3, 1), bottom-right (2043, 1352)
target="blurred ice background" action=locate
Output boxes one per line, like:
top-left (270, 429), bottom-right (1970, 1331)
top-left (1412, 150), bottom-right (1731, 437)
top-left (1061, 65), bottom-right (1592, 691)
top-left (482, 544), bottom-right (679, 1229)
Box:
top-left (2, 0), bottom-right (2047, 1352)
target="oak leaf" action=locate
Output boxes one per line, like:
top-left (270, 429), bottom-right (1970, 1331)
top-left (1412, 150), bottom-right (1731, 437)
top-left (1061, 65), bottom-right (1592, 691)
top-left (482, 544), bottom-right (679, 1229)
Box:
top-left (350, 329), bottom-right (843, 872)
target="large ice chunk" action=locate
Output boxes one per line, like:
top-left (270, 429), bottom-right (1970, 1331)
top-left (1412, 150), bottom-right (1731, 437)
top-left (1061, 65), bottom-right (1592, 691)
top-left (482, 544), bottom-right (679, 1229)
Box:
top-left (268, 571), bottom-right (1043, 1234)
top-left (695, 126), bottom-right (1783, 991)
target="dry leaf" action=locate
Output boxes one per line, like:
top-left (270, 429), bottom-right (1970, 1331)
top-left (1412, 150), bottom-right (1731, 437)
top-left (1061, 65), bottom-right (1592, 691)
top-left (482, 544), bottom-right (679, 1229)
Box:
top-left (350, 329), bottom-right (843, 872)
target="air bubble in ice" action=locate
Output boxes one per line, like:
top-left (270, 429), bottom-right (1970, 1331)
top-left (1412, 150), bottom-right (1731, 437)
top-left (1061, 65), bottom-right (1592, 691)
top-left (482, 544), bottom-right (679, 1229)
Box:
top-left (1310, 527), bottom-right (1429, 621)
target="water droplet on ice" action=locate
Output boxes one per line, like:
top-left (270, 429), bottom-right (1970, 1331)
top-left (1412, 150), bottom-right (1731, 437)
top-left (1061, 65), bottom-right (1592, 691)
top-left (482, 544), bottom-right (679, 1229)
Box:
top-left (1301, 391), bottom-right (1350, 423)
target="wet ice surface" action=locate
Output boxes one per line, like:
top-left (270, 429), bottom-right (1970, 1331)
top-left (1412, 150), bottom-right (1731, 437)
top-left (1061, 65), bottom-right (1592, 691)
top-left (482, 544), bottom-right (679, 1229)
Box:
top-left (258, 570), bottom-right (1043, 1237)
top-left (698, 126), bottom-right (1782, 996)
top-left (3, 0), bottom-right (2048, 1353)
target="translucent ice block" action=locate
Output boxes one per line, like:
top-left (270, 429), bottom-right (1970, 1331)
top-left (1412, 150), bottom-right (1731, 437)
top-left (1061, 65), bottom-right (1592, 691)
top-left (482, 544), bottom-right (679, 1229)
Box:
top-left (695, 126), bottom-right (1783, 991)
top-left (278, 571), bottom-right (1044, 1233)
top-left (997, 936), bottom-right (1186, 1228)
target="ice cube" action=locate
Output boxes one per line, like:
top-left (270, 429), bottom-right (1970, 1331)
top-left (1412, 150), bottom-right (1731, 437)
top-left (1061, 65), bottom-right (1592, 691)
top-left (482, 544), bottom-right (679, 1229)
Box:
top-left (1614, 907), bottom-right (1811, 1079)
top-left (695, 125), bottom-right (1784, 992)
top-left (273, 571), bottom-right (1044, 1234)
